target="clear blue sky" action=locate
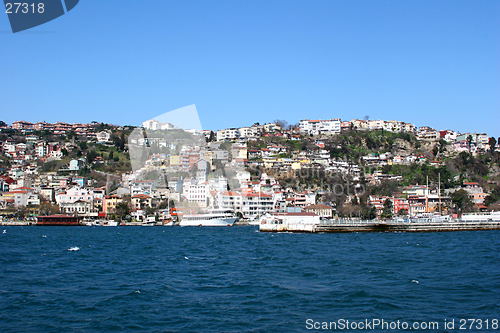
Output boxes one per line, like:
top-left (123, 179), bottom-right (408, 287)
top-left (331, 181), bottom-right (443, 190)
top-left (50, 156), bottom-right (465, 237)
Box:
top-left (1, 0), bottom-right (499, 137)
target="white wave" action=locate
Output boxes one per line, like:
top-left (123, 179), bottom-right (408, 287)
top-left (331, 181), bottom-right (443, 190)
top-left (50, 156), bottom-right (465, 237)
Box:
top-left (412, 280), bottom-right (419, 284)
top-left (68, 247), bottom-right (80, 251)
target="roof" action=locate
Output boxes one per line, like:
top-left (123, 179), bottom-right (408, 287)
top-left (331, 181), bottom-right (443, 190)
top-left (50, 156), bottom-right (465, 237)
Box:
top-left (132, 194), bottom-right (151, 199)
top-left (243, 193), bottom-right (272, 198)
top-left (38, 214), bottom-right (76, 218)
top-left (221, 191), bottom-right (241, 196)
top-left (304, 204), bottom-right (332, 210)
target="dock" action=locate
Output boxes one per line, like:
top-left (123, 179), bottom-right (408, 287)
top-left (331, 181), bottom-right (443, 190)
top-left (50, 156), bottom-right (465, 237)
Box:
top-left (259, 214), bottom-right (500, 233)
top-left (313, 220), bottom-right (500, 233)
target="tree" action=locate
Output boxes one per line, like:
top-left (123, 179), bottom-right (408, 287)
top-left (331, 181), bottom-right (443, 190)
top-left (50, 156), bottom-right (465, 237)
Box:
top-left (67, 130), bottom-right (77, 140)
top-left (432, 145), bottom-right (439, 157)
top-left (39, 199), bottom-right (60, 215)
top-left (488, 137), bottom-right (497, 153)
top-left (79, 141), bottom-right (88, 151)
top-left (364, 205), bottom-right (377, 220)
top-left (16, 206), bottom-right (27, 219)
top-left (467, 135), bottom-right (473, 154)
top-left (273, 119), bottom-right (288, 131)
top-left (438, 139), bottom-right (447, 155)
top-left (108, 151), bottom-right (114, 160)
top-left (484, 186), bottom-right (500, 207)
top-left (111, 133), bottom-right (126, 151)
top-left (0, 121), bottom-right (7, 127)
top-left (451, 189), bottom-right (473, 213)
top-left (381, 198), bottom-right (393, 219)
top-left (114, 202), bottom-right (129, 221)
top-left (206, 131), bottom-right (216, 143)
top-left (86, 149), bottom-right (97, 164)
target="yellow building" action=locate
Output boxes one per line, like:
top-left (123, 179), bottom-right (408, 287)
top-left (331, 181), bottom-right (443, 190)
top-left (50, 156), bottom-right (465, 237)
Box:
top-left (103, 195), bottom-right (123, 215)
top-left (169, 155), bottom-right (181, 166)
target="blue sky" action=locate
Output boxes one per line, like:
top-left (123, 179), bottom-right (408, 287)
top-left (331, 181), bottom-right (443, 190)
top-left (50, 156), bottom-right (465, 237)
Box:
top-left (1, 0), bottom-right (499, 137)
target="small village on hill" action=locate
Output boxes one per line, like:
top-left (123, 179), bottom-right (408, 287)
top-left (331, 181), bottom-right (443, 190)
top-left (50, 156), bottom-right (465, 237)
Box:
top-left (0, 117), bottom-right (499, 223)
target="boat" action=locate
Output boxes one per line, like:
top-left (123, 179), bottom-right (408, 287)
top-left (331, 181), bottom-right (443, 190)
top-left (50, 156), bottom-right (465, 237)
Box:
top-left (142, 216), bottom-right (157, 226)
top-left (87, 219), bottom-right (119, 226)
top-left (179, 209), bottom-right (238, 227)
top-left (101, 220), bottom-right (119, 226)
top-left (162, 220), bottom-right (174, 226)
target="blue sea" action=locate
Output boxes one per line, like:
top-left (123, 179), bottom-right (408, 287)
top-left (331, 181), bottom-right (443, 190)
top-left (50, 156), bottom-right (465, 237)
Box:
top-left (0, 226), bottom-right (499, 332)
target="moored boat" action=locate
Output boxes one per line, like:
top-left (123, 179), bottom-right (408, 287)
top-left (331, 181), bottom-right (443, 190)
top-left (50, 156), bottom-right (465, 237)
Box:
top-left (179, 209), bottom-right (238, 227)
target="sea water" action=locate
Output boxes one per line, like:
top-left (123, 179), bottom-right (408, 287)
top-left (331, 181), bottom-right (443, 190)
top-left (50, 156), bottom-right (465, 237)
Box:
top-left (0, 226), bottom-right (499, 332)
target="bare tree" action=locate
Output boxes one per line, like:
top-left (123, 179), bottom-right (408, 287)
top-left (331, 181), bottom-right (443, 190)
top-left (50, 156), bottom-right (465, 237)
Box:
top-left (273, 119), bottom-right (288, 130)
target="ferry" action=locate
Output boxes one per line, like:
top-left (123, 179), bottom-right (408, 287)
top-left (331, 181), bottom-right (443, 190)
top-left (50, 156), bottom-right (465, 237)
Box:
top-left (179, 209), bottom-right (238, 227)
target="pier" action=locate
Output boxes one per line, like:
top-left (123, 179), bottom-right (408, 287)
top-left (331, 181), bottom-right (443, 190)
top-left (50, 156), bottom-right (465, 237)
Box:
top-left (313, 219), bottom-right (500, 233)
top-left (259, 214), bottom-right (500, 233)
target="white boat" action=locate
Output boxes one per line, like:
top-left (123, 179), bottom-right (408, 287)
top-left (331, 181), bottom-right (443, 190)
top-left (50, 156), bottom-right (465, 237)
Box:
top-left (179, 209), bottom-right (238, 227)
top-left (142, 216), bottom-right (157, 226)
top-left (85, 219), bottom-right (118, 226)
top-left (99, 219), bottom-right (119, 226)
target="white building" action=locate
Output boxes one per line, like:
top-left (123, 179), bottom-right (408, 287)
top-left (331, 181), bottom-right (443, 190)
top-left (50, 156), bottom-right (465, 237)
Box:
top-left (367, 120), bottom-right (385, 130)
top-left (263, 123), bottom-right (282, 132)
top-left (182, 177), bottom-right (209, 207)
top-left (299, 119), bottom-right (341, 136)
top-left (49, 150), bottom-right (63, 160)
top-left (96, 131), bottom-right (111, 143)
top-left (36, 143), bottom-right (47, 157)
top-left (238, 127), bottom-right (258, 139)
top-left (56, 187), bottom-right (95, 205)
top-left (439, 130), bottom-right (457, 142)
top-left (142, 119), bottom-right (175, 131)
top-left (219, 191), bottom-right (243, 212)
top-left (217, 128), bottom-right (239, 141)
top-left (241, 192), bottom-right (274, 218)
top-left (383, 120), bottom-right (403, 132)
top-left (59, 200), bottom-right (99, 217)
